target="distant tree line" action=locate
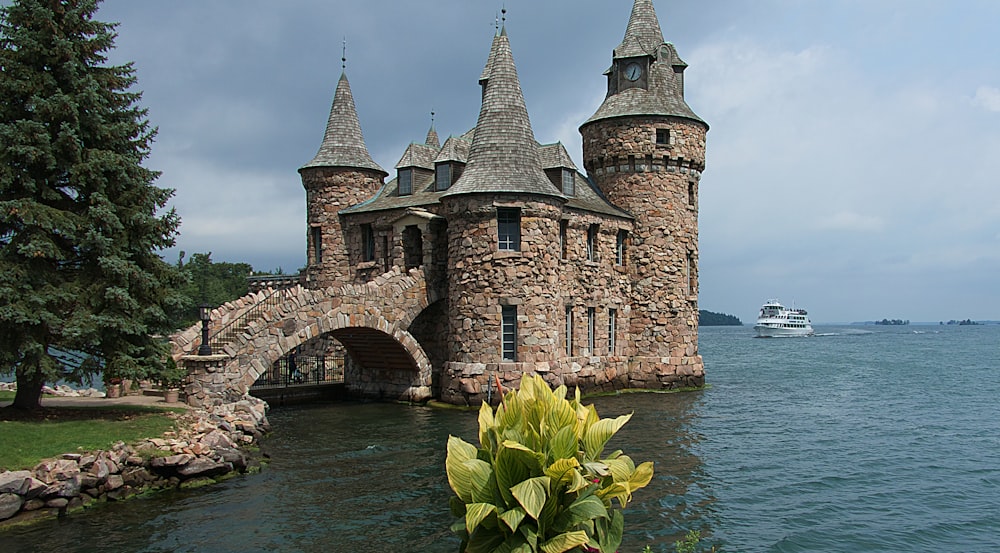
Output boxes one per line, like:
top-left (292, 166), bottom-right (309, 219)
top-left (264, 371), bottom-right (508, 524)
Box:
top-left (944, 319), bottom-right (980, 326)
top-left (874, 319), bottom-right (909, 326)
top-left (699, 310), bottom-right (743, 326)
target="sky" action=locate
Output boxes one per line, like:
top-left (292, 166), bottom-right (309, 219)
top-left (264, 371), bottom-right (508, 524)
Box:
top-left (29, 0), bottom-right (1000, 323)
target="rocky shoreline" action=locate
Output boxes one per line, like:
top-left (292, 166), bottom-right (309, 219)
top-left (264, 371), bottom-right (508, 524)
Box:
top-left (0, 395), bottom-right (270, 526)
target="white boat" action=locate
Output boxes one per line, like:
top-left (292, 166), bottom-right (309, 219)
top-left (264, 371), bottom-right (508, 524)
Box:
top-left (754, 299), bottom-right (814, 337)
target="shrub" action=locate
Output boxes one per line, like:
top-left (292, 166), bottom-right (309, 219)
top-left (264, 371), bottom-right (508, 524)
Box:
top-left (445, 374), bottom-right (653, 553)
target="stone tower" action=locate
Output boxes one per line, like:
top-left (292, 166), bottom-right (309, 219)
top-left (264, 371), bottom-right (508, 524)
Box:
top-left (439, 28), bottom-right (567, 375)
top-left (579, 0), bottom-right (708, 383)
top-left (299, 72), bottom-right (387, 289)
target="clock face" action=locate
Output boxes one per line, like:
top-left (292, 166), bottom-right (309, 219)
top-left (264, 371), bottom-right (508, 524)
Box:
top-left (624, 62), bottom-right (642, 81)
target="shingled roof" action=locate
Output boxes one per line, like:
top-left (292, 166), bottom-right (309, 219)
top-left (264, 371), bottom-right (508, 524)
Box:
top-left (614, 0), bottom-right (664, 59)
top-left (442, 28), bottom-right (564, 200)
top-left (301, 72), bottom-right (386, 174)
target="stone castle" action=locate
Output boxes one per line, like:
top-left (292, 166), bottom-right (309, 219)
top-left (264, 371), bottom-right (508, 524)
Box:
top-left (297, 0), bottom-right (708, 403)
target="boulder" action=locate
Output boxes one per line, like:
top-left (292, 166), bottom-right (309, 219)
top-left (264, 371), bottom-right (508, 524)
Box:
top-left (0, 493), bottom-right (24, 521)
top-left (0, 470), bottom-right (32, 494)
top-left (177, 458), bottom-right (232, 479)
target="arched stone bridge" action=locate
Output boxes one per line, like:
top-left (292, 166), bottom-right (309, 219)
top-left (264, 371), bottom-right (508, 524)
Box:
top-left (170, 267), bottom-right (437, 408)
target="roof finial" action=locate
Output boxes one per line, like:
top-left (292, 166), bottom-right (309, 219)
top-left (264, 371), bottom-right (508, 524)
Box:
top-left (501, 6), bottom-right (507, 27)
top-left (341, 37), bottom-right (347, 70)
top-left (495, 11), bottom-right (499, 33)
top-left (431, 110), bottom-right (435, 126)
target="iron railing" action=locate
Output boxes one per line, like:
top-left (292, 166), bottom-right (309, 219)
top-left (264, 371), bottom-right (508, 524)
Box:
top-left (250, 354), bottom-right (345, 390)
top-left (206, 286), bottom-right (295, 354)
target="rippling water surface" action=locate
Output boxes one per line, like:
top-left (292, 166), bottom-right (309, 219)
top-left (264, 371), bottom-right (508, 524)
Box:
top-left (4, 325), bottom-right (999, 552)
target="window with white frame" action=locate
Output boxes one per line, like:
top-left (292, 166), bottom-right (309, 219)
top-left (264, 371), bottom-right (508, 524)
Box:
top-left (502, 305), bottom-right (517, 361)
top-left (497, 207), bottom-right (521, 252)
top-left (587, 307), bottom-right (596, 354)
top-left (608, 308), bottom-right (617, 354)
top-left (587, 224), bottom-right (599, 261)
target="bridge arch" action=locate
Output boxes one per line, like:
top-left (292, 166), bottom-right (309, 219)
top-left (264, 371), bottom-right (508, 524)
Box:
top-left (177, 268), bottom-right (435, 407)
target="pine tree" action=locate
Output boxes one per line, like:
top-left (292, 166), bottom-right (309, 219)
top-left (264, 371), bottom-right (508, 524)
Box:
top-left (0, 0), bottom-right (184, 410)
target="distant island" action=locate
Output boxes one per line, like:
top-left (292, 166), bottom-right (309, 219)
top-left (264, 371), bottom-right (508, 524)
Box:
top-left (944, 319), bottom-right (981, 326)
top-left (874, 319), bottom-right (909, 326)
top-left (700, 310), bottom-right (743, 326)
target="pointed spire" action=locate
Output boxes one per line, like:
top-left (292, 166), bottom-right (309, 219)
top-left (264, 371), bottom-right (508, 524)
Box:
top-left (444, 29), bottom-right (560, 199)
top-left (615, 0), bottom-right (665, 59)
top-left (425, 111), bottom-right (440, 148)
top-left (301, 71), bottom-right (385, 174)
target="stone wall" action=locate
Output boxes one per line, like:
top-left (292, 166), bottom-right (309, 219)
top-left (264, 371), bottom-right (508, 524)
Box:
top-left (0, 397), bottom-right (269, 525)
top-left (581, 116), bottom-right (706, 384)
top-left (301, 167), bottom-right (386, 290)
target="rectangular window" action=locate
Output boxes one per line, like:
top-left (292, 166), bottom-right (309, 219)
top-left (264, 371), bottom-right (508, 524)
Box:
top-left (587, 307), bottom-right (596, 354)
top-left (608, 308), bottom-right (617, 354)
top-left (502, 305), bottom-right (517, 362)
top-left (688, 181), bottom-right (696, 208)
top-left (310, 226), bottom-right (322, 264)
top-left (562, 168), bottom-right (575, 196)
top-left (559, 220), bottom-right (568, 260)
top-left (616, 230), bottom-right (627, 266)
top-left (656, 128), bottom-right (670, 145)
top-left (587, 224), bottom-right (599, 262)
top-left (362, 224), bottom-right (375, 262)
top-left (398, 169), bottom-right (412, 196)
top-left (497, 207), bottom-right (520, 252)
top-left (435, 163), bottom-right (451, 191)
top-left (565, 305), bottom-right (573, 356)
top-left (686, 252), bottom-right (695, 295)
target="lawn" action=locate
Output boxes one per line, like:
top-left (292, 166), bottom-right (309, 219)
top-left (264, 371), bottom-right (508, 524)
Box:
top-left (0, 404), bottom-right (183, 471)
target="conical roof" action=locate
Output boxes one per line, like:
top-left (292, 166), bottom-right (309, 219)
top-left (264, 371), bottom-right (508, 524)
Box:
top-left (443, 29), bottom-right (562, 200)
top-left (301, 72), bottom-right (385, 174)
top-left (614, 0), bottom-right (664, 59)
top-left (425, 124), bottom-right (441, 149)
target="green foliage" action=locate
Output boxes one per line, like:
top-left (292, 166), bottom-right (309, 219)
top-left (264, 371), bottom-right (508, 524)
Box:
top-left (155, 356), bottom-right (187, 389)
top-left (0, 0), bottom-right (185, 409)
top-left (698, 310), bottom-right (742, 326)
top-left (167, 251), bottom-right (253, 330)
top-left (446, 374), bottom-right (654, 553)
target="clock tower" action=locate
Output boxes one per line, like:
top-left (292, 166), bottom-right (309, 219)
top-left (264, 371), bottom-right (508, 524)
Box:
top-left (580, 0), bottom-right (708, 385)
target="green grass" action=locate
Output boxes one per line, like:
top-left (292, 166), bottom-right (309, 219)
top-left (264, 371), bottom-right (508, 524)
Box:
top-left (0, 391), bottom-right (16, 401)
top-left (0, 405), bottom-right (182, 471)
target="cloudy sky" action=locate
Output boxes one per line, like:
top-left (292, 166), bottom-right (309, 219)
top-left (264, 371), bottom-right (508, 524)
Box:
top-left (63, 0), bottom-right (1000, 323)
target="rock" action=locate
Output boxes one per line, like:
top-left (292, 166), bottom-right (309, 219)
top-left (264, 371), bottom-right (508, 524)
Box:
top-left (215, 447), bottom-right (247, 471)
top-left (0, 493), bottom-right (23, 521)
top-left (45, 497), bottom-right (69, 509)
top-left (22, 499), bottom-right (45, 512)
top-left (23, 478), bottom-right (47, 500)
top-left (0, 470), bottom-right (32, 494)
top-left (104, 474), bottom-right (124, 491)
top-left (150, 454), bottom-right (194, 469)
top-left (177, 458), bottom-right (231, 479)
top-left (199, 430), bottom-right (235, 450)
top-left (34, 459), bottom-right (80, 484)
top-left (40, 477), bottom-right (81, 499)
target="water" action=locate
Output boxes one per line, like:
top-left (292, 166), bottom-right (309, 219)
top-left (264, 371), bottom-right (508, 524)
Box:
top-left (4, 325), bottom-right (999, 552)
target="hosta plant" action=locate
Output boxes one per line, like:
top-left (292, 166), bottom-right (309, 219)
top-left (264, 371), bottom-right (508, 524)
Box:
top-left (446, 374), bottom-right (654, 553)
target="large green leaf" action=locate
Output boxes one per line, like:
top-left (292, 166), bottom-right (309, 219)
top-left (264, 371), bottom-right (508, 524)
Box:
top-left (582, 414), bottom-right (632, 460)
top-left (510, 476), bottom-right (550, 520)
top-left (479, 401), bottom-right (497, 452)
top-left (465, 502), bottom-right (498, 534)
top-left (499, 506), bottom-right (527, 532)
top-left (447, 436), bottom-right (482, 502)
top-left (594, 510), bottom-right (624, 553)
top-left (552, 494), bottom-right (608, 532)
top-left (495, 443), bottom-right (537, 507)
top-left (545, 425), bottom-right (578, 462)
top-left (539, 530), bottom-right (590, 553)
top-left (628, 461), bottom-right (654, 493)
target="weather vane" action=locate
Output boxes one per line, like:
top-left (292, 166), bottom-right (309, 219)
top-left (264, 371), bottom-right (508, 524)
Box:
top-left (341, 37), bottom-right (347, 70)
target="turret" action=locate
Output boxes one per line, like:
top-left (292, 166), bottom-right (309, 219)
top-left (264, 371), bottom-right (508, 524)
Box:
top-left (579, 0), bottom-right (707, 382)
top-left (299, 71), bottom-right (387, 289)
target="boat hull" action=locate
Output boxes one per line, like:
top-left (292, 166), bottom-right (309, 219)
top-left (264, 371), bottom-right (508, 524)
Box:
top-left (754, 324), bottom-right (814, 338)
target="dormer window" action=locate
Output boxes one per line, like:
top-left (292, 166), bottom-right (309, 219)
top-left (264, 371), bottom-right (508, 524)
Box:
top-left (562, 168), bottom-right (575, 196)
top-left (398, 169), bottom-right (412, 196)
top-left (435, 163), bottom-right (451, 191)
